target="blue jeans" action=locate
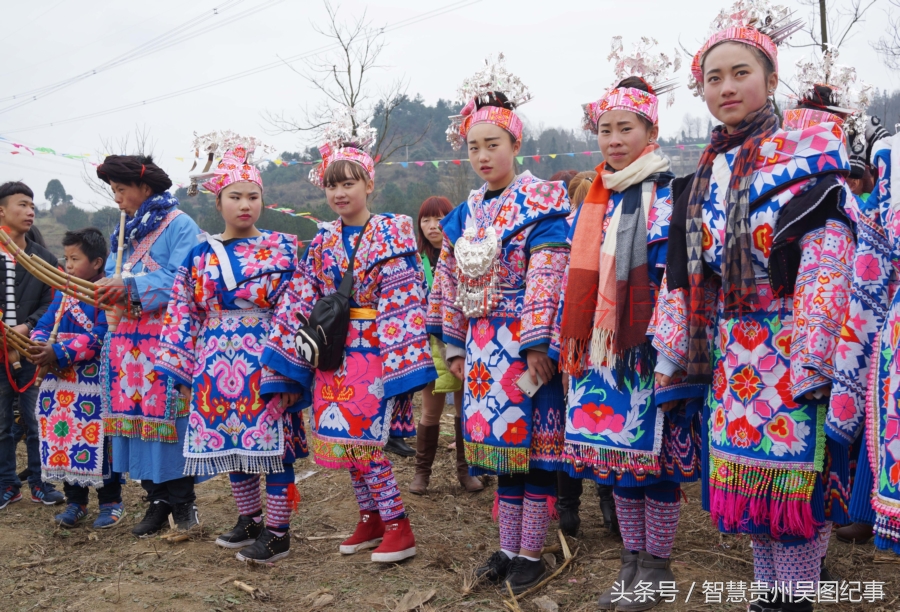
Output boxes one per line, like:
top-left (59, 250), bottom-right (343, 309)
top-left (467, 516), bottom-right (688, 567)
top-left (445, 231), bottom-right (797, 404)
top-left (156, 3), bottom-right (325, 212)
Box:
top-left (0, 362), bottom-right (42, 489)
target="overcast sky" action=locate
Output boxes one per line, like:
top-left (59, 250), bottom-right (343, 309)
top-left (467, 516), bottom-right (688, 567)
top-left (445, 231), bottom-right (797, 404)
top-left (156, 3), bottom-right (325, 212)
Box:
top-left (0, 0), bottom-right (895, 210)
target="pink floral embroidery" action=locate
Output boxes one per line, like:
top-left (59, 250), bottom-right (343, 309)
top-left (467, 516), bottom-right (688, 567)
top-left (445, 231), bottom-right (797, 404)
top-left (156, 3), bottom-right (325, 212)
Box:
top-left (466, 411), bottom-right (490, 442)
top-left (855, 253), bottom-right (881, 282)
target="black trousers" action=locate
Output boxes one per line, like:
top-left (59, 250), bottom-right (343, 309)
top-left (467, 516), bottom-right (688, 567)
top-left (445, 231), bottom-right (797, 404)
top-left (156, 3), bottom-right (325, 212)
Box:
top-left (141, 475), bottom-right (195, 505)
top-left (64, 474), bottom-right (123, 506)
top-left (497, 468), bottom-right (556, 489)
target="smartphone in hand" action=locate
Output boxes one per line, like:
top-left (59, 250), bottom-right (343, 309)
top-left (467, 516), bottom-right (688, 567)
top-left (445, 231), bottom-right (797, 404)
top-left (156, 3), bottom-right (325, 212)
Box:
top-left (515, 370), bottom-right (544, 398)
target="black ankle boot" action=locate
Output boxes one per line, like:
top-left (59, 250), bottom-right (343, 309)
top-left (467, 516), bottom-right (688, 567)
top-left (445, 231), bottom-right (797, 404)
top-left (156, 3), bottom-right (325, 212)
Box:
top-left (596, 484), bottom-right (619, 535)
top-left (556, 471), bottom-right (583, 537)
top-left (235, 528), bottom-right (291, 563)
top-left (215, 512), bottom-right (263, 549)
top-left (503, 556), bottom-right (548, 595)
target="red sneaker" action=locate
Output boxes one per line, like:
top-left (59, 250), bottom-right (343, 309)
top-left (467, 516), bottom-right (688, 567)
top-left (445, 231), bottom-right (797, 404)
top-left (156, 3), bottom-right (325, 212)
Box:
top-left (339, 511), bottom-right (385, 555)
top-left (371, 517), bottom-right (416, 563)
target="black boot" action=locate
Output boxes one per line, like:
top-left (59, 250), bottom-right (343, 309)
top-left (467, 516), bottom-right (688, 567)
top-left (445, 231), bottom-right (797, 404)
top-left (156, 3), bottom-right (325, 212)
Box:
top-left (132, 500), bottom-right (171, 538)
top-left (503, 556), bottom-right (548, 595)
top-left (556, 471), bottom-right (582, 537)
top-left (215, 512), bottom-right (263, 549)
top-left (384, 436), bottom-right (415, 457)
top-left (235, 528), bottom-right (291, 563)
top-left (597, 484), bottom-right (619, 535)
top-left (781, 597), bottom-right (813, 612)
top-left (474, 550), bottom-right (512, 584)
top-left (748, 589), bottom-right (782, 612)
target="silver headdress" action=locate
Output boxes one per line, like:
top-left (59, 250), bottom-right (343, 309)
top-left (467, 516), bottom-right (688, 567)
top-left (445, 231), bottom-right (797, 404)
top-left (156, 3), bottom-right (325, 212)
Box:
top-left (446, 53), bottom-right (532, 150)
top-left (687, 0), bottom-right (803, 97)
top-left (308, 106), bottom-right (377, 188)
top-left (794, 47), bottom-right (872, 136)
top-left (187, 131), bottom-right (273, 196)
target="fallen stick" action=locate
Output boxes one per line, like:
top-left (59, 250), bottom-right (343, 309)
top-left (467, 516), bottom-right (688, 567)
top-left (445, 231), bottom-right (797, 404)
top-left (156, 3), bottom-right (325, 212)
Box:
top-left (306, 534), bottom-right (351, 541)
top-left (10, 558), bottom-right (56, 570)
top-left (672, 548), bottom-right (753, 566)
top-left (218, 575), bottom-right (239, 586)
top-left (512, 547), bottom-right (579, 602)
top-left (162, 533), bottom-right (190, 543)
top-left (503, 583), bottom-right (524, 612)
top-left (234, 581), bottom-right (257, 595)
top-left (558, 529), bottom-right (572, 560)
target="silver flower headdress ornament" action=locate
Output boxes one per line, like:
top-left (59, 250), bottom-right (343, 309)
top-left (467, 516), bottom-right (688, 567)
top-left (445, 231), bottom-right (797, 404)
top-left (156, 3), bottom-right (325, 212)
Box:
top-left (308, 106), bottom-right (378, 188)
top-left (446, 53), bottom-right (532, 150)
top-left (794, 46), bottom-right (872, 136)
top-left (188, 131), bottom-right (274, 196)
top-left (581, 36), bottom-right (681, 133)
top-left (687, 0), bottom-right (803, 98)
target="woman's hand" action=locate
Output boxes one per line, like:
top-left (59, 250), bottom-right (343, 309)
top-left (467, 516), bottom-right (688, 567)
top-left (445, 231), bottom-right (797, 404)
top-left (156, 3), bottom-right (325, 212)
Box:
top-left (280, 392), bottom-right (300, 409)
top-left (177, 384), bottom-right (192, 405)
top-left (95, 276), bottom-right (128, 307)
top-left (526, 350), bottom-right (555, 387)
top-left (26, 342), bottom-right (57, 367)
top-left (654, 372), bottom-right (679, 413)
top-left (449, 356), bottom-right (465, 381)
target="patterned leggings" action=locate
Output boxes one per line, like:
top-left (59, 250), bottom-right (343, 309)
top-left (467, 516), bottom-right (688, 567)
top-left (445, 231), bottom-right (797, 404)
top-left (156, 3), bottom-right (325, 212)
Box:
top-left (349, 459), bottom-right (406, 522)
top-left (614, 481), bottom-right (682, 558)
top-left (228, 464), bottom-right (299, 532)
top-left (497, 469), bottom-right (556, 554)
top-left (750, 532), bottom-right (822, 594)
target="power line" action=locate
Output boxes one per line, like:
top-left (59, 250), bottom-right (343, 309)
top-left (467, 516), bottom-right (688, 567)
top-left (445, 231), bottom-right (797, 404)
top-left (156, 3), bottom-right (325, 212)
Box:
top-left (0, 0), bottom-right (481, 134)
top-left (0, 0), bottom-right (287, 114)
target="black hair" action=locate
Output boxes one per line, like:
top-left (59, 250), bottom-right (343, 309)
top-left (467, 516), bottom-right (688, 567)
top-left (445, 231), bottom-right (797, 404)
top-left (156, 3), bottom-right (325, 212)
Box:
top-left (96, 155), bottom-right (172, 194)
top-left (0, 181), bottom-right (34, 206)
top-left (797, 84), bottom-right (848, 118)
top-left (323, 144), bottom-right (372, 188)
top-left (62, 227), bottom-right (108, 263)
top-left (473, 92), bottom-right (518, 144)
top-left (615, 77), bottom-right (655, 129)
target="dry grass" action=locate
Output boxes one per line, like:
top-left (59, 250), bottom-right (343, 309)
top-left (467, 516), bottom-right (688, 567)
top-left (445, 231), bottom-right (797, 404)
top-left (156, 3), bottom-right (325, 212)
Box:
top-left (2, 408), bottom-right (898, 611)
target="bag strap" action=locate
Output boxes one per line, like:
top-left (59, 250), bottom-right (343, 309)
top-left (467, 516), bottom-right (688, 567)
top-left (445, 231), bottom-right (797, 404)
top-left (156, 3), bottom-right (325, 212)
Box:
top-left (336, 215), bottom-right (373, 299)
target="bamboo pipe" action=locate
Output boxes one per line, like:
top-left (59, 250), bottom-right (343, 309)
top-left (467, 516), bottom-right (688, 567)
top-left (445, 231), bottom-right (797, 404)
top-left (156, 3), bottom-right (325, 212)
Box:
top-left (0, 245), bottom-right (101, 305)
top-left (106, 211), bottom-right (128, 333)
top-left (0, 230), bottom-right (97, 291)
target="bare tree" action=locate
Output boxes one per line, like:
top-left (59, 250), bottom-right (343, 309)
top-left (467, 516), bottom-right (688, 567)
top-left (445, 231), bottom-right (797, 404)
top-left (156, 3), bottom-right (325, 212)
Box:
top-left (875, 0), bottom-right (900, 69)
top-left (440, 162), bottom-right (477, 207)
top-left (80, 125), bottom-right (157, 202)
top-left (792, 0), bottom-right (877, 53)
top-left (264, 1), bottom-right (428, 164)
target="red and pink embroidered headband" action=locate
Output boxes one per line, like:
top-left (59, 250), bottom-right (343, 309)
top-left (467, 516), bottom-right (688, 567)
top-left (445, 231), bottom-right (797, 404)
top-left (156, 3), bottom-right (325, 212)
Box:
top-left (200, 146), bottom-right (263, 196)
top-left (308, 143), bottom-right (375, 189)
top-left (690, 26), bottom-right (779, 90)
top-left (583, 87), bottom-right (660, 133)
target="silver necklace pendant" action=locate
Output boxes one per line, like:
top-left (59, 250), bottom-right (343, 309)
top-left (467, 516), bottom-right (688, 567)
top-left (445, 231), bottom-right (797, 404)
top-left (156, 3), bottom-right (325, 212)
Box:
top-left (454, 227), bottom-right (501, 318)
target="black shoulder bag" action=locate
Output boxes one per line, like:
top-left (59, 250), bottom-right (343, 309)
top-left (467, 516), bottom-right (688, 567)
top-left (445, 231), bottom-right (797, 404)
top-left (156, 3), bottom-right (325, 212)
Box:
top-left (294, 217), bottom-right (371, 371)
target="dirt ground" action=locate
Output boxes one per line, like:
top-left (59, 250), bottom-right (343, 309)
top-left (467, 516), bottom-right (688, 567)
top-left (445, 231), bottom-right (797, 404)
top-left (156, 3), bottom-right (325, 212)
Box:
top-left (2, 407), bottom-right (899, 612)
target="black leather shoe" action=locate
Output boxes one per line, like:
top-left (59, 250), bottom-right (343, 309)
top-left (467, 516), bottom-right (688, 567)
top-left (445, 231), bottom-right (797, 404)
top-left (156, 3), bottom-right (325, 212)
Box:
top-left (216, 512), bottom-right (263, 549)
top-left (132, 500), bottom-right (171, 538)
top-left (475, 550), bottom-right (512, 584)
top-left (236, 528), bottom-right (291, 563)
top-left (503, 556), bottom-right (547, 595)
top-left (385, 436), bottom-right (415, 457)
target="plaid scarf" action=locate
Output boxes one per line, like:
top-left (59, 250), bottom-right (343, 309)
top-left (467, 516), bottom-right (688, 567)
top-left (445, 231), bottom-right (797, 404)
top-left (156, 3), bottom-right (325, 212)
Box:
top-left (684, 102), bottom-right (779, 383)
top-left (559, 147), bottom-right (671, 378)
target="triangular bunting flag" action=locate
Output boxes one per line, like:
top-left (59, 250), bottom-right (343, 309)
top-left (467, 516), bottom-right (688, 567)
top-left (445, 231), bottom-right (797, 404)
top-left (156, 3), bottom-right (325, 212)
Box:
top-left (516, 156), bottom-right (524, 164)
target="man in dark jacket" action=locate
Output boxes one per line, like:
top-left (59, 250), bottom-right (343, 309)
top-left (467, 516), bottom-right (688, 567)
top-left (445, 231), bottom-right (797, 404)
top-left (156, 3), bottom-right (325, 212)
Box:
top-left (0, 181), bottom-right (63, 508)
